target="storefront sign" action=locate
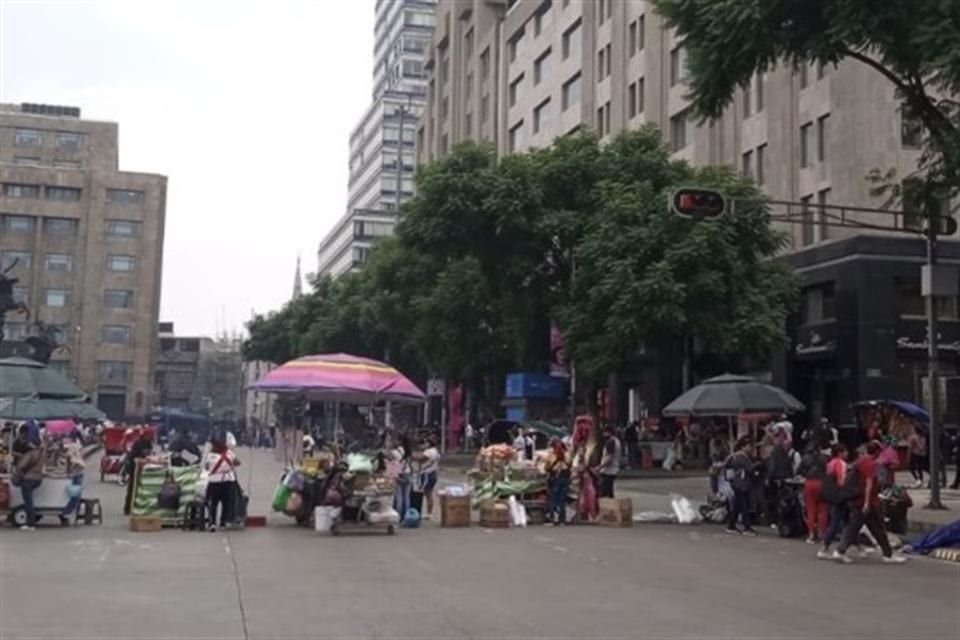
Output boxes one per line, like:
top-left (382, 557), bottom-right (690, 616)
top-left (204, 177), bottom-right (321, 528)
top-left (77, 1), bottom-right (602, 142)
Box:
top-left (794, 328), bottom-right (837, 359)
top-left (896, 336), bottom-right (960, 354)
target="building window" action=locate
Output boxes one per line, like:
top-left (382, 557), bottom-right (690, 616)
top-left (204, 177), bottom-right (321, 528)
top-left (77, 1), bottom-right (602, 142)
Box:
top-left (898, 281), bottom-right (926, 318)
top-left (817, 114), bottom-right (829, 162)
top-left (44, 218), bottom-right (78, 236)
top-left (107, 255), bottom-right (136, 272)
top-left (351, 246), bottom-right (371, 266)
top-left (670, 46), bottom-right (687, 86)
top-left (628, 82), bottom-right (638, 118)
top-left (901, 104), bottom-right (924, 148)
top-left (53, 160), bottom-right (81, 169)
top-left (800, 122), bottom-right (813, 168)
top-left (800, 195), bottom-right (815, 246)
top-left (13, 156), bottom-right (41, 166)
top-left (99, 361), bottom-right (130, 384)
top-left (107, 220), bottom-right (140, 238)
top-left (441, 96), bottom-right (449, 118)
top-left (756, 72), bottom-right (765, 113)
top-left (402, 60), bottom-right (425, 78)
top-left (509, 73), bottom-right (525, 107)
top-left (465, 112), bottom-right (473, 137)
top-left (464, 27), bottom-right (474, 57)
top-left (481, 94), bottom-right (490, 123)
top-left (44, 253), bottom-right (73, 272)
top-left (670, 110), bottom-right (691, 151)
top-left (562, 19), bottom-right (582, 61)
top-left (2, 215), bottom-right (35, 233)
top-left (43, 288), bottom-right (71, 308)
top-left (628, 20), bottom-right (638, 57)
top-left (102, 325), bottom-right (132, 345)
top-left (1, 250), bottom-right (32, 271)
top-left (597, 48), bottom-right (605, 79)
top-left (480, 47), bottom-right (490, 79)
top-left (802, 283), bottom-right (837, 325)
top-left (742, 150), bottom-right (753, 179)
top-left (562, 72), bottom-right (581, 111)
top-left (14, 129), bottom-right (43, 147)
top-left (817, 61), bottom-right (827, 80)
top-left (600, 43), bottom-right (611, 78)
top-left (817, 188), bottom-right (831, 242)
top-left (799, 63), bottom-right (809, 89)
top-left (534, 48), bottom-right (551, 85)
top-left (55, 131), bottom-right (83, 151)
top-left (533, 98), bottom-right (551, 134)
top-left (637, 78), bottom-right (645, 115)
top-left (2, 321), bottom-right (28, 341)
top-left (509, 120), bottom-right (524, 153)
top-left (534, 2), bottom-right (552, 36)
top-left (3, 183), bottom-right (41, 198)
top-left (46, 186), bottom-right (82, 201)
top-left (104, 289), bottom-right (135, 309)
top-left (756, 143), bottom-right (767, 186)
top-left (465, 72), bottom-right (474, 100)
top-left (508, 27), bottom-right (524, 63)
top-left (743, 82), bottom-right (752, 118)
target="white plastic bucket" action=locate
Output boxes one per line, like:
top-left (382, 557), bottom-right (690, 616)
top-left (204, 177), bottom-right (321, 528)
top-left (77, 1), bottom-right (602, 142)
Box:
top-left (314, 506), bottom-right (340, 533)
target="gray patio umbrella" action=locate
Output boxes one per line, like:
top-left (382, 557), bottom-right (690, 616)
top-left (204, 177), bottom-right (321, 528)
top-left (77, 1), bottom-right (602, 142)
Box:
top-left (0, 396), bottom-right (105, 421)
top-left (661, 373), bottom-right (805, 417)
top-left (0, 357), bottom-right (88, 400)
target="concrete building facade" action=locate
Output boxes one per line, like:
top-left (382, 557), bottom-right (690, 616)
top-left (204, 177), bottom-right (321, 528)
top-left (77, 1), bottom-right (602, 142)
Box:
top-left (316, 0), bottom-right (436, 278)
top-left (0, 103), bottom-right (167, 420)
top-left (416, 0), bottom-right (960, 425)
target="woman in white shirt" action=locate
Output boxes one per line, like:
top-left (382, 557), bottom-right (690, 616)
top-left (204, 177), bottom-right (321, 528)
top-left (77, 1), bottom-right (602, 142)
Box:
top-left (418, 437), bottom-right (441, 520)
top-left (203, 436), bottom-right (241, 531)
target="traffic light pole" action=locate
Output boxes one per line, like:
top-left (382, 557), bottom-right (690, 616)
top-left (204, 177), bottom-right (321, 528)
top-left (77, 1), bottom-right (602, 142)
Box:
top-left (925, 218), bottom-right (945, 509)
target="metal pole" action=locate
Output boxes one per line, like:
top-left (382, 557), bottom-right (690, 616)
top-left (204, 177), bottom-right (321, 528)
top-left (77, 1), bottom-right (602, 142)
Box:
top-left (924, 218), bottom-right (944, 509)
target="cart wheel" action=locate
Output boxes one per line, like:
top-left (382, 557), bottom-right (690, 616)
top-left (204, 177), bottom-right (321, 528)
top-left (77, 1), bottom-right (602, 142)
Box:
top-left (330, 524), bottom-right (340, 536)
top-left (11, 507), bottom-right (27, 527)
top-left (387, 525), bottom-right (395, 535)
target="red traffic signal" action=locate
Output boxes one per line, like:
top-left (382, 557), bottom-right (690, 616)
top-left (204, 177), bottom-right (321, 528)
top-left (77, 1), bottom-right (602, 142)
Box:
top-left (670, 188), bottom-right (727, 219)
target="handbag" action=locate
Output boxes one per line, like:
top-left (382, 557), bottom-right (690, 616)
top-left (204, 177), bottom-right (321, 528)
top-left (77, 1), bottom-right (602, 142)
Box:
top-left (157, 472), bottom-right (182, 510)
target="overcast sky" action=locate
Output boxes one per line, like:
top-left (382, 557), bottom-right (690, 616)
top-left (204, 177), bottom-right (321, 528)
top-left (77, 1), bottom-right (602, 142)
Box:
top-left (0, 0), bottom-right (373, 336)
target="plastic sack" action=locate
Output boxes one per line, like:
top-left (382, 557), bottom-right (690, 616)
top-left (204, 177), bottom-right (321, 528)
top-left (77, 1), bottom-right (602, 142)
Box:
top-left (346, 453), bottom-right (373, 473)
top-left (440, 484), bottom-right (469, 497)
top-left (66, 483), bottom-right (83, 499)
top-left (670, 494), bottom-right (702, 524)
top-left (633, 511), bottom-right (677, 524)
top-left (284, 492), bottom-right (303, 516)
top-left (368, 508), bottom-right (400, 525)
top-left (402, 508), bottom-right (421, 528)
top-left (508, 495), bottom-right (527, 528)
top-left (314, 506), bottom-right (341, 533)
top-left (283, 470), bottom-right (305, 492)
top-left (271, 482), bottom-right (293, 512)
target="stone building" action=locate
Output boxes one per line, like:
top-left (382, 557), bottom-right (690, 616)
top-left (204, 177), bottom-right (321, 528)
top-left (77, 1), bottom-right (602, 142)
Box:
top-left (0, 103), bottom-right (167, 420)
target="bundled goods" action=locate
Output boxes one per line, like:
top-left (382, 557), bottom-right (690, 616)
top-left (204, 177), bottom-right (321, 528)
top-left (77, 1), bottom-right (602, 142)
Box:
top-left (440, 493), bottom-right (471, 527)
top-left (470, 477), bottom-right (547, 508)
top-left (476, 444), bottom-right (516, 470)
top-left (363, 499), bottom-right (400, 525)
top-left (346, 453), bottom-right (374, 473)
top-left (271, 481), bottom-right (293, 513)
top-left (598, 497), bottom-right (634, 528)
top-left (368, 475), bottom-right (396, 495)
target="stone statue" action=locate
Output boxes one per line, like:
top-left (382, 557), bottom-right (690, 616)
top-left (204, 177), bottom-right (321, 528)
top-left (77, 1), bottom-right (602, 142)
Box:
top-left (26, 321), bottom-right (65, 365)
top-left (0, 261), bottom-right (30, 344)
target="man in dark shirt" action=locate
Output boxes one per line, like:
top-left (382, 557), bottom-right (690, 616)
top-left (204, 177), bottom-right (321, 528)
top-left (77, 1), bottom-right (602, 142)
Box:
top-left (624, 422), bottom-right (640, 469)
top-left (834, 441), bottom-right (907, 564)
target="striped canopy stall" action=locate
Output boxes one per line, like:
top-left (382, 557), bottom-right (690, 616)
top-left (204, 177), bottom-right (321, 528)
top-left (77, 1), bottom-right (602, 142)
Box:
top-left (131, 464), bottom-right (201, 524)
top-left (252, 353), bottom-right (425, 404)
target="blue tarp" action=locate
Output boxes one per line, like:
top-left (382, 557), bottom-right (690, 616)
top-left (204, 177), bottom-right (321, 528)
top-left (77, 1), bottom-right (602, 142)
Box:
top-left (888, 401), bottom-right (930, 424)
top-left (908, 519), bottom-right (960, 554)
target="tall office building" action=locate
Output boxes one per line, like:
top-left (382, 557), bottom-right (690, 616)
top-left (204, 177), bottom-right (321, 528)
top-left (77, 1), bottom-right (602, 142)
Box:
top-left (317, 0), bottom-right (436, 278)
top-left (0, 103), bottom-right (167, 420)
top-left (418, 0), bottom-right (960, 424)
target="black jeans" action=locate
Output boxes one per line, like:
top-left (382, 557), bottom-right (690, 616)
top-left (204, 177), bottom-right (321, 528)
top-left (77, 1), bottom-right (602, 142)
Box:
top-left (909, 455), bottom-right (926, 482)
top-left (20, 478), bottom-right (42, 526)
top-left (728, 487), bottom-right (753, 531)
top-left (822, 503), bottom-right (847, 548)
top-left (207, 481), bottom-right (235, 527)
top-left (598, 474), bottom-right (616, 499)
top-left (837, 504), bottom-right (893, 557)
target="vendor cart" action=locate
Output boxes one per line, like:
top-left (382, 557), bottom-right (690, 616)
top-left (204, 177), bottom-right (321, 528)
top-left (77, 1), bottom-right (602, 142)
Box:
top-left (5, 475), bottom-right (74, 527)
top-left (319, 466), bottom-right (397, 535)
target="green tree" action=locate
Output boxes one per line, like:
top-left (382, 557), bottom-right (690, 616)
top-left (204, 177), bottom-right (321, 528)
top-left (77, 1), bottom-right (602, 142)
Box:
top-left (652, 0), bottom-right (960, 204)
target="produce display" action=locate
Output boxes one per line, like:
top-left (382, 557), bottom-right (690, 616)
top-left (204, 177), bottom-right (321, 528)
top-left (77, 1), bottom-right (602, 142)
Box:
top-left (475, 444), bottom-right (516, 470)
top-left (470, 477), bottom-right (547, 508)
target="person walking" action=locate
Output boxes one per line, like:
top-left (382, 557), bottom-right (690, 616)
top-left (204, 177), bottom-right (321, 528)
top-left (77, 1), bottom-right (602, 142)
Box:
top-left (545, 439), bottom-right (571, 525)
top-left (724, 437), bottom-right (758, 536)
top-left (798, 441), bottom-right (829, 544)
top-left (12, 423), bottom-right (46, 531)
top-left (818, 443), bottom-right (850, 558)
top-left (907, 429), bottom-right (927, 489)
top-left (596, 427), bottom-right (622, 498)
top-left (832, 442), bottom-right (907, 564)
top-left (203, 434), bottom-right (241, 531)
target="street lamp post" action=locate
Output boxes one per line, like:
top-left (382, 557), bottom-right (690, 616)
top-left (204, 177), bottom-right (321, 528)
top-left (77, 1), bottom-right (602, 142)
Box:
top-left (924, 210), bottom-right (945, 509)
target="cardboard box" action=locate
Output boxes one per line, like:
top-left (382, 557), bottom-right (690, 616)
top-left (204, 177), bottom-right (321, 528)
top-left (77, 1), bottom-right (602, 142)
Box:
top-left (129, 515), bottom-right (162, 532)
top-left (440, 494), bottom-right (471, 527)
top-left (479, 500), bottom-right (510, 528)
top-left (598, 497), bottom-right (633, 528)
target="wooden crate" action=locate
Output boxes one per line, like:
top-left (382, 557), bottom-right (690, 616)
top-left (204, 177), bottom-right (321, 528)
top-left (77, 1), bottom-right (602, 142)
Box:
top-left (129, 515), bottom-right (162, 532)
top-left (479, 500), bottom-right (510, 528)
top-left (598, 497), bottom-right (633, 528)
top-left (440, 494), bottom-right (471, 527)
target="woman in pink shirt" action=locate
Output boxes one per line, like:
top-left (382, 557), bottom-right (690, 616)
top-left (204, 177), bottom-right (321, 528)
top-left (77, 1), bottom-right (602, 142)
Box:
top-left (817, 443), bottom-right (849, 559)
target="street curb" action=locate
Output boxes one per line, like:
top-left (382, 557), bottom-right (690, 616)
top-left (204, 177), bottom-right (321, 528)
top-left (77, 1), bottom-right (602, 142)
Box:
top-left (930, 548), bottom-right (960, 563)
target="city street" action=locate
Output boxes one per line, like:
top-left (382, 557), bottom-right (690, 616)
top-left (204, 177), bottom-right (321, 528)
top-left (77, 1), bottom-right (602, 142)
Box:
top-left (1, 448), bottom-right (958, 640)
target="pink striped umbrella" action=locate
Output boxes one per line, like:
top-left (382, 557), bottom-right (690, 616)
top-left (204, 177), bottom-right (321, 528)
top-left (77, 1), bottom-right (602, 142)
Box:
top-left (252, 353), bottom-right (425, 404)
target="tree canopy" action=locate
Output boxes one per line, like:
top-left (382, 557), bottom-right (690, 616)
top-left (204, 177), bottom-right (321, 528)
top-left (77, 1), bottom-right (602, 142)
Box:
top-left (652, 0), bottom-right (960, 206)
top-left (244, 126), bottom-right (799, 411)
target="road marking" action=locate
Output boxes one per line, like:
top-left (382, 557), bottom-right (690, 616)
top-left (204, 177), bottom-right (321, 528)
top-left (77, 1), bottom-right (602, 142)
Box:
top-left (552, 545), bottom-right (568, 553)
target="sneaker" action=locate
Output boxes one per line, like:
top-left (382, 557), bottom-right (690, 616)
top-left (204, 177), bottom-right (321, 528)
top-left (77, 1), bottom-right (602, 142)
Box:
top-left (19, 525), bottom-right (36, 531)
top-left (913, 480), bottom-right (924, 489)
top-left (805, 537), bottom-right (817, 545)
top-left (816, 549), bottom-right (832, 560)
top-left (742, 529), bottom-right (758, 537)
top-left (208, 524), bottom-right (218, 533)
top-left (59, 516), bottom-right (70, 527)
top-left (725, 527), bottom-right (740, 535)
top-left (882, 553), bottom-right (908, 564)
top-left (859, 547), bottom-right (877, 557)
top-left (831, 551), bottom-right (853, 564)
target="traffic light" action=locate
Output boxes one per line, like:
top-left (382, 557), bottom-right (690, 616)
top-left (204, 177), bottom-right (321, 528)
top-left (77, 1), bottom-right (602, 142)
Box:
top-left (670, 188), bottom-right (727, 219)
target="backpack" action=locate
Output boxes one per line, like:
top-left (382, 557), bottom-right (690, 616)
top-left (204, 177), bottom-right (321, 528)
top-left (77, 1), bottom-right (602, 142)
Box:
top-left (822, 462), bottom-right (861, 505)
top-left (157, 473), bottom-right (182, 510)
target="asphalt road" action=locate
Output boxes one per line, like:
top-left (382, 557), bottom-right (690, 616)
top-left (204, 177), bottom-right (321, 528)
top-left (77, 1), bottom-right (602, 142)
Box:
top-left (1, 448), bottom-right (958, 640)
